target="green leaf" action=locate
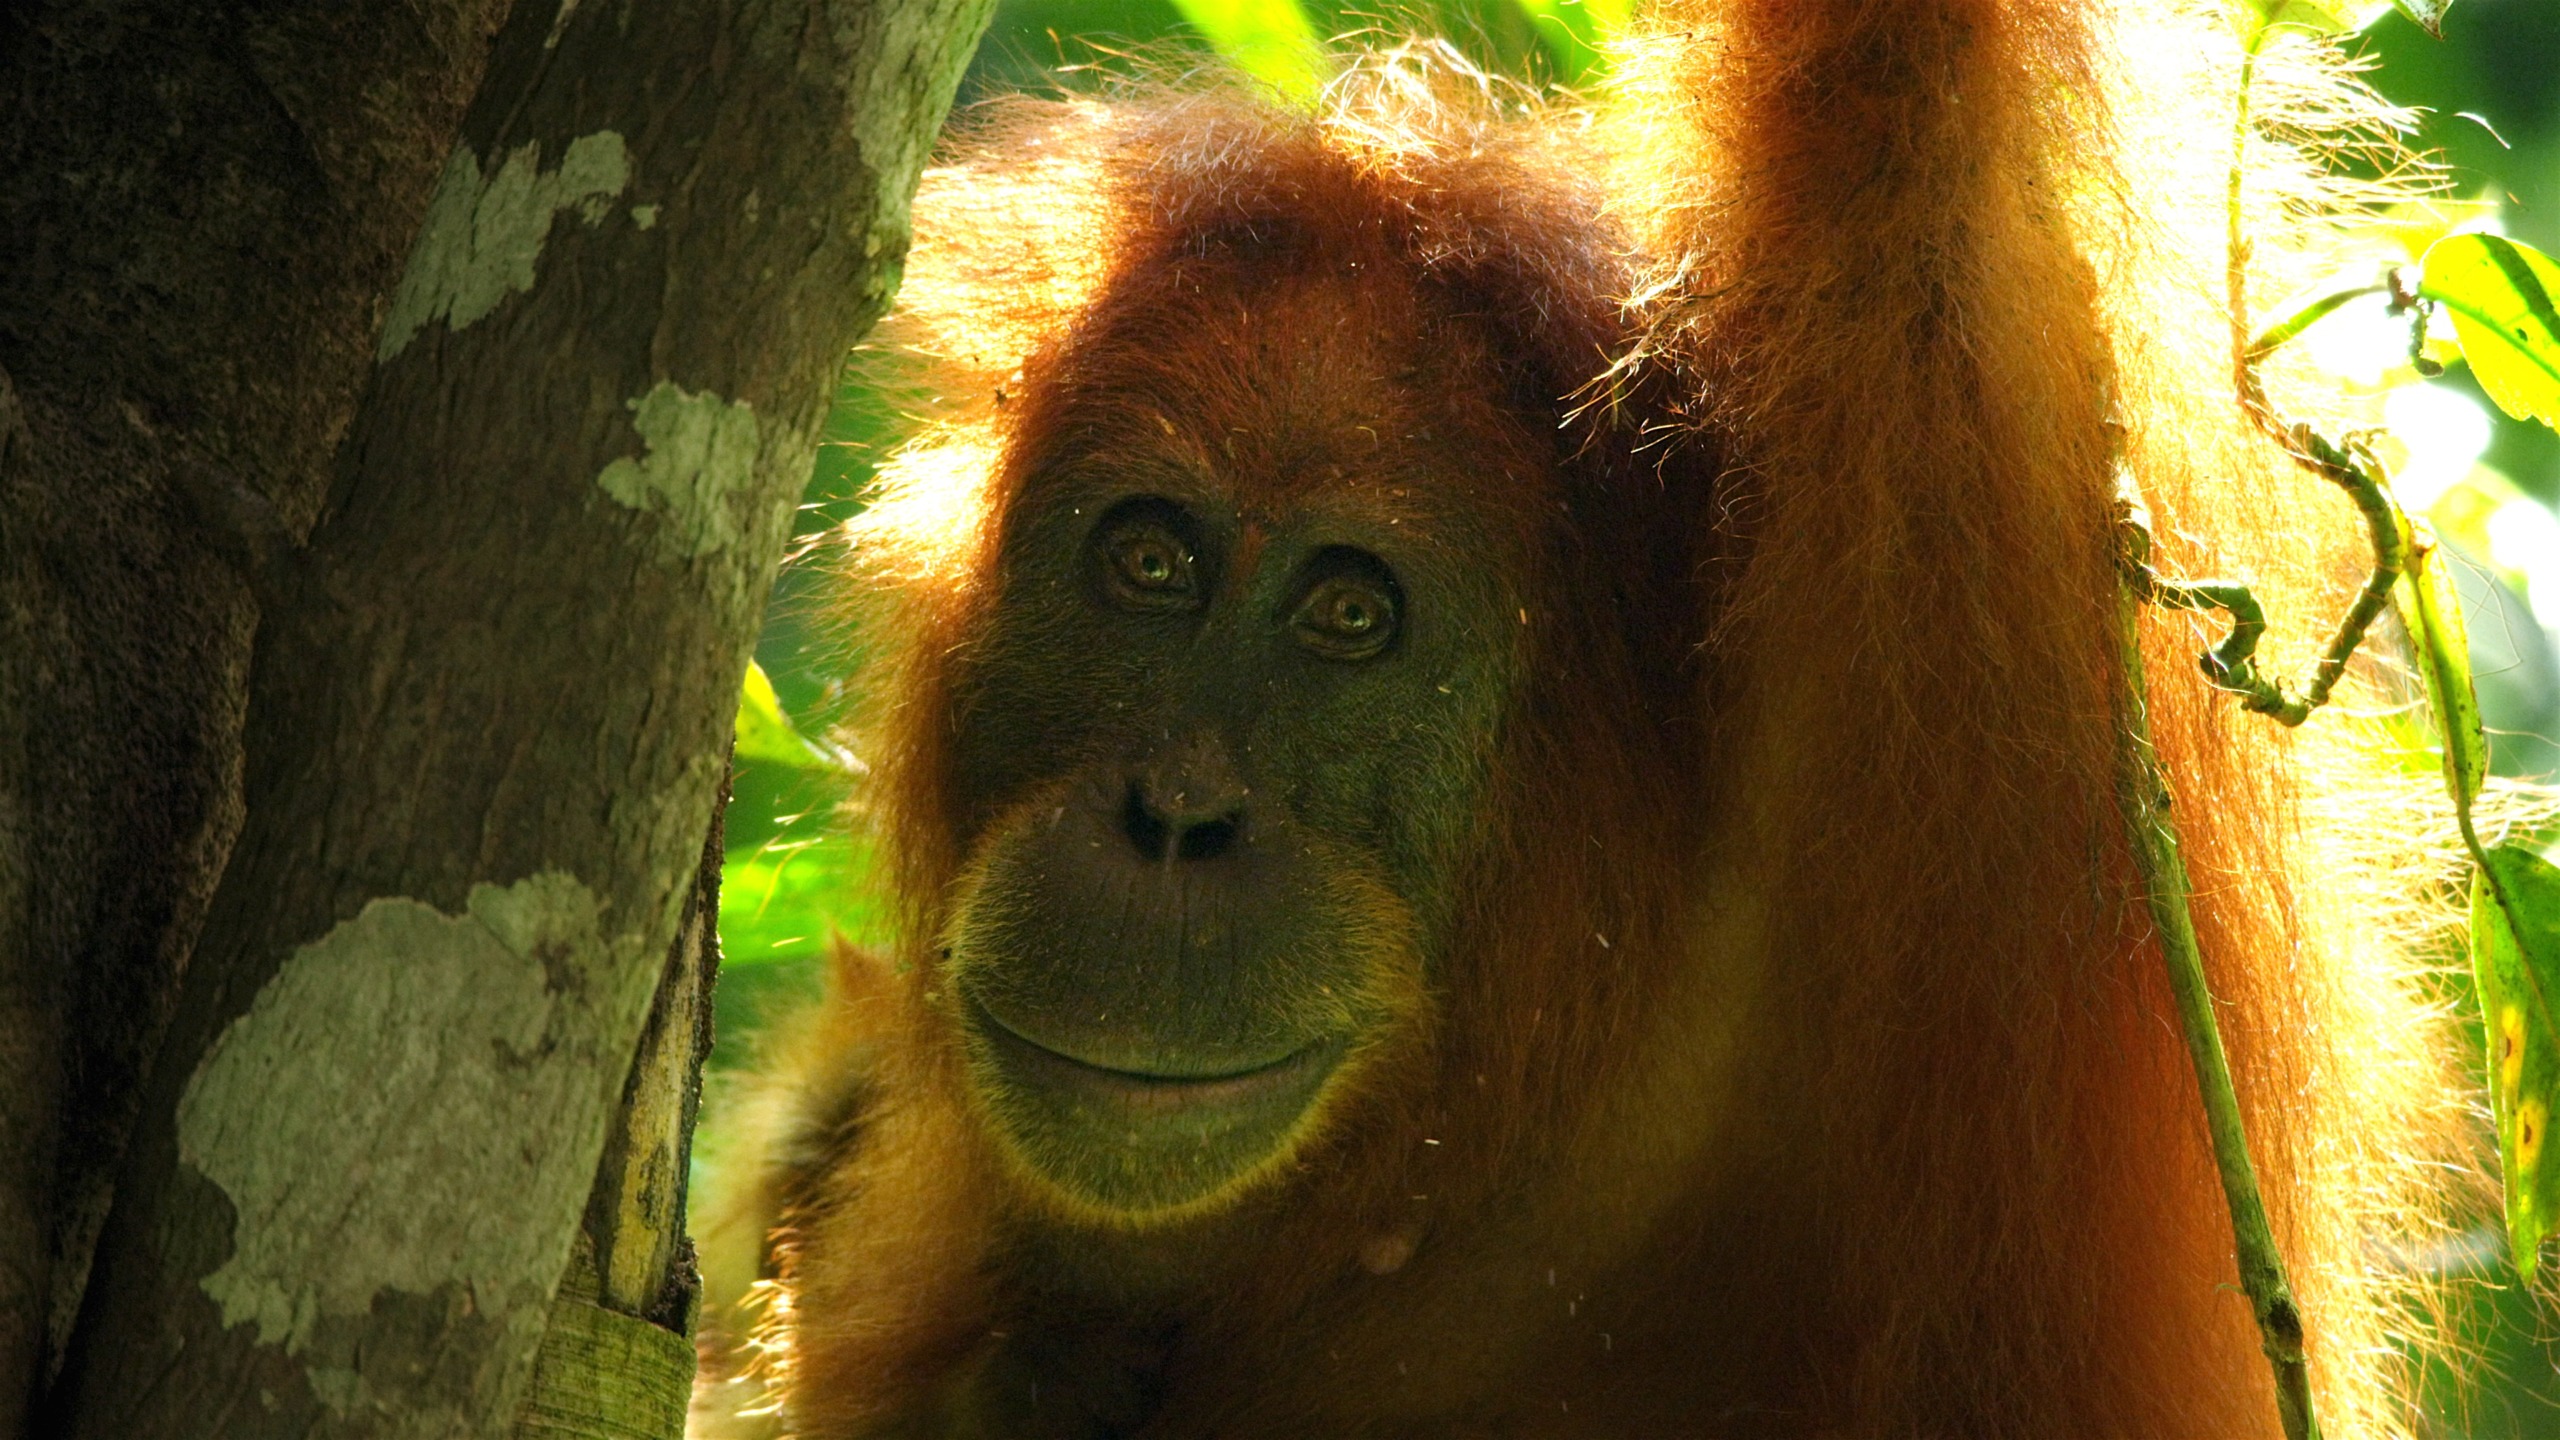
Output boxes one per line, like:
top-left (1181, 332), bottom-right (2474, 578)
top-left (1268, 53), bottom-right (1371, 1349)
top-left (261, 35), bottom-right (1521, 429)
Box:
top-left (2247, 0), bottom-right (2395, 32)
top-left (2425, 506), bottom-right (2560, 1276)
top-left (2398, 529), bottom-right (2486, 808)
top-left (2421, 234), bottom-right (2560, 432)
top-left (1168, 0), bottom-right (1326, 104)
top-left (719, 836), bottom-right (890, 966)
top-left (733, 660), bottom-right (847, 773)
top-left (2471, 845), bottom-right (2560, 1276)
top-left (2389, 0), bottom-right (2450, 37)
top-left (1513, 0), bottom-right (1627, 83)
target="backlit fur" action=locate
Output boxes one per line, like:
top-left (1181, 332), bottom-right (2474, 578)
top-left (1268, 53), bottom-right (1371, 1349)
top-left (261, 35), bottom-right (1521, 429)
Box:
top-left (697, 4), bottom-right (2481, 1435)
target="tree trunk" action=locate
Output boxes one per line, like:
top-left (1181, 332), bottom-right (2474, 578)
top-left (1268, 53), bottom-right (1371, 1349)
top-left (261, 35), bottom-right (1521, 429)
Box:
top-left (1, 4), bottom-right (518, 1427)
top-left (4, 0), bottom-right (991, 1433)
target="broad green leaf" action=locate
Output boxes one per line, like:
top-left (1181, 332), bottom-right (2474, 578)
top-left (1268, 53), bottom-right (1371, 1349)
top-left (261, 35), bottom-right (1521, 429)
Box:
top-left (2417, 513), bottom-right (2560, 1274)
top-left (1514, 0), bottom-right (1628, 83)
top-left (733, 660), bottom-right (847, 773)
top-left (1169, 0), bottom-right (1325, 105)
top-left (2421, 234), bottom-right (2560, 432)
top-left (2471, 846), bottom-right (2560, 1276)
top-left (719, 836), bottom-right (890, 965)
top-left (2398, 529), bottom-right (2487, 808)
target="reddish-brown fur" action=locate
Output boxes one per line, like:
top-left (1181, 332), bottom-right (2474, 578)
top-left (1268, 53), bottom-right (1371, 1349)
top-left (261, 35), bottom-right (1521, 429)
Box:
top-left (696, 3), bottom-right (2470, 1436)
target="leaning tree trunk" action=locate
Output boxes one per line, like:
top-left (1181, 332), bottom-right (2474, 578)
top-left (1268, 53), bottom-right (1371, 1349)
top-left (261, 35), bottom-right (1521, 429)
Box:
top-left (5, 0), bottom-right (993, 1433)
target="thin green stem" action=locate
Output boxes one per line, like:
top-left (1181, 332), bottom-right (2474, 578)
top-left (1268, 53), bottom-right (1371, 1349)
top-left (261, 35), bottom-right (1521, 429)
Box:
top-left (2285, 433), bottom-right (2409, 709)
top-left (2113, 15), bottom-right (2454, 1435)
top-left (2115, 520), bottom-right (2321, 1440)
top-left (2122, 437), bottom-right (2404, 728)
top-left (2245, 282), bottom-right (2392, 367)
top-left (2229, 13), bottom-right (2276, 435)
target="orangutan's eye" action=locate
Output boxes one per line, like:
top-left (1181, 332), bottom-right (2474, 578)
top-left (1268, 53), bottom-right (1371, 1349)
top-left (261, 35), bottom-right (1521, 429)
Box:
top-left (1095, 507), bottom-right (1202, 612)
top-left (1293, 562), bottom-right (1399, 661)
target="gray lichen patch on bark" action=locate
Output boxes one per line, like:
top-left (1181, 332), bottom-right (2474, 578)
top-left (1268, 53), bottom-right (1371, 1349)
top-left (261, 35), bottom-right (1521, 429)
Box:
top-left (174, 873), bottom-right (660, 1378)
top-left (595, 383), bottom-right (765, 562)
top-left (378, 132), bottom-right (633, 362)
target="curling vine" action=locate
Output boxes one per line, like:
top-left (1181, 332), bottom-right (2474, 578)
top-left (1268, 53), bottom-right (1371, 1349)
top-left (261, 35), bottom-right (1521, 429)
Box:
top-left (2119, 3), bottom-right (2560, 1439)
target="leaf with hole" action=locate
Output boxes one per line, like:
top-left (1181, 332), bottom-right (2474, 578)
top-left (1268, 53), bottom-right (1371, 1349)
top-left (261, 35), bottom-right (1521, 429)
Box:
top-left (2472, 845), bottom-right (2560, 1277)
top-left (2421, 234), bottom-right (2560, 432)
top-left (2407, 526), bottom-right (2560, 1274)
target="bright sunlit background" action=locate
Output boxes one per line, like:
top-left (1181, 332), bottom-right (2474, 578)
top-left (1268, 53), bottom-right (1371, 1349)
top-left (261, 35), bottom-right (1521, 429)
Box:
top-left (708, 1), bottom-right (2560, 1431)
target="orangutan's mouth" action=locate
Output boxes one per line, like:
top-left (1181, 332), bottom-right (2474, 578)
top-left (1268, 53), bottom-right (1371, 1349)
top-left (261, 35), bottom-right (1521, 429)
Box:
top-left (965, 995), bottom-right (1341, 1116)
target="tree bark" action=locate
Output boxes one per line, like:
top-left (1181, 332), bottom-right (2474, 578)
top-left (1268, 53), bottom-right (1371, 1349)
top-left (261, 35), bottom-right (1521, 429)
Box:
top-left (0, 4), bottom-right (516, 1429)
top-left (514, 790), bottom-right (724, 1439)
top-left (21, 0), bottom-right (992, 1433)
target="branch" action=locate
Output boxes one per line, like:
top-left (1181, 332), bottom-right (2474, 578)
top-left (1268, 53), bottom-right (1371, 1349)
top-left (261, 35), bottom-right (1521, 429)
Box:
top-left (2118, 432), bottom-right (2406, 730)
top-left (2115, 487), bottom-right (2324, 1440)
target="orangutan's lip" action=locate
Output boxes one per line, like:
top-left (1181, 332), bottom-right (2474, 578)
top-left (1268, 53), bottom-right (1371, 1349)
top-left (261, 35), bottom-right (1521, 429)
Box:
top-left (965, 997), bottom-right (1337, 1114)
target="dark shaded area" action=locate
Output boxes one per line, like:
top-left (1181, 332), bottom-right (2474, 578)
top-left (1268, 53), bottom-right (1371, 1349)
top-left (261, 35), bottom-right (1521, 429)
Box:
top-left (0, 2), bottom-right (512, 1421)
